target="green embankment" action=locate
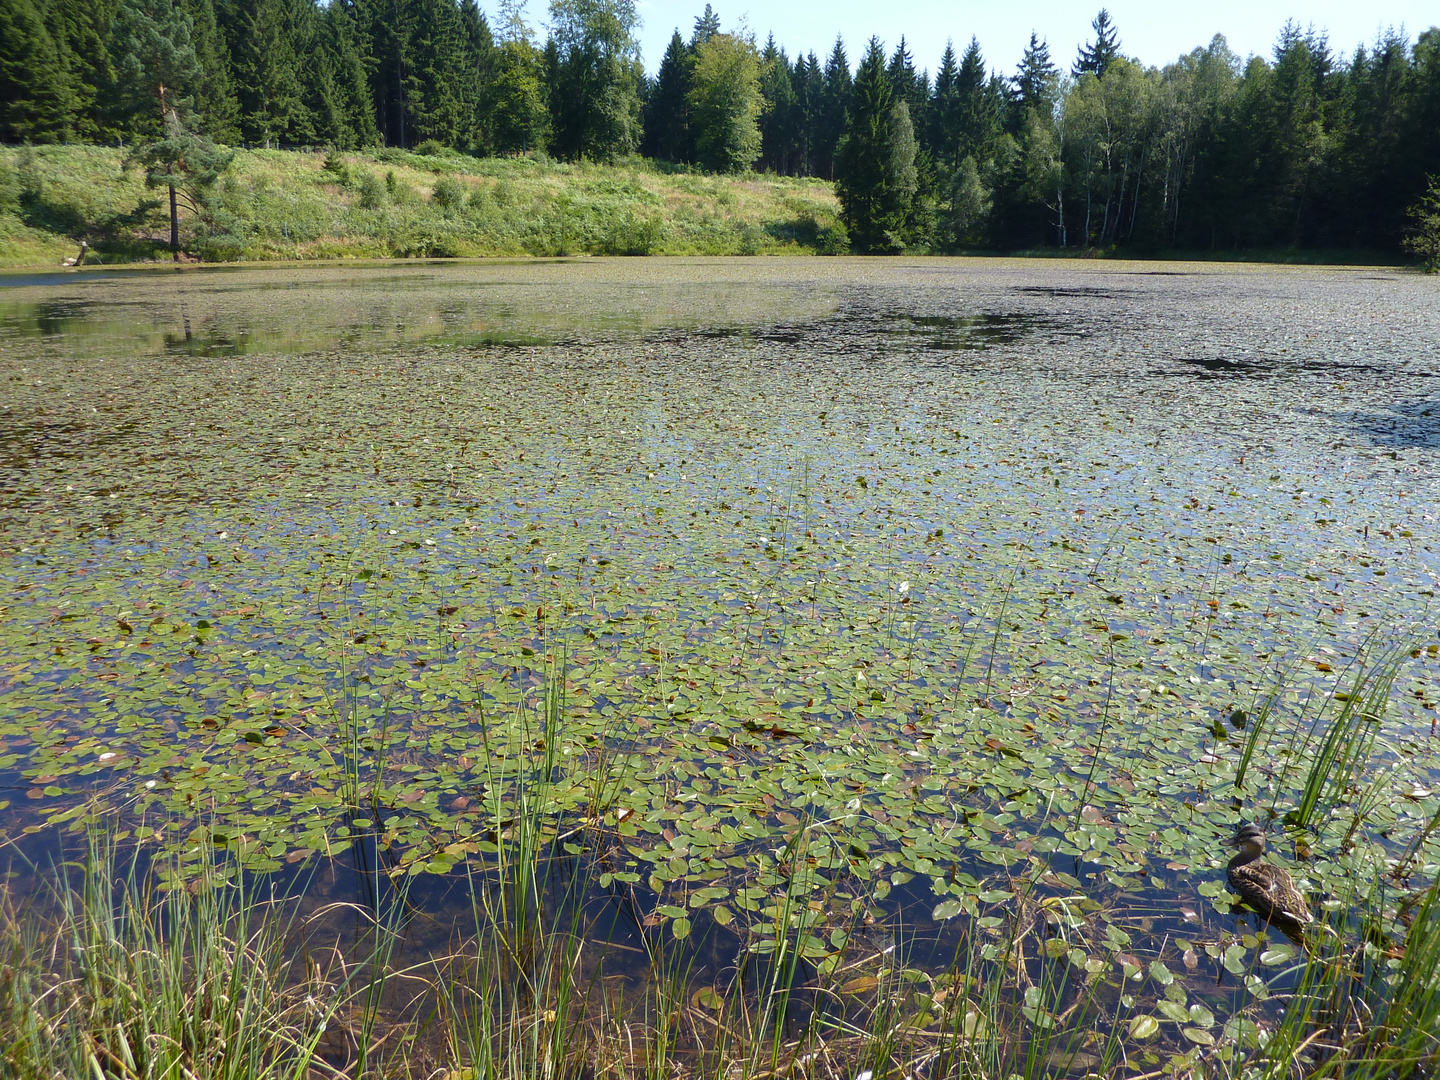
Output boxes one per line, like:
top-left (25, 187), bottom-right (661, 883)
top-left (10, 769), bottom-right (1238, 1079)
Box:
top-left (0, 144), bottom-right (848, 266)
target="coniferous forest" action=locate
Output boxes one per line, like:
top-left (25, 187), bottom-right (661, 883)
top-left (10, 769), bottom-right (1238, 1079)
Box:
top-left (2, 0), bottom-right (1439, 258)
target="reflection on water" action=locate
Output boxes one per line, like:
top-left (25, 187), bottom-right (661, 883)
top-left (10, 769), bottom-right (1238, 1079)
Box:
top-left (0, 260), bottom-right (846, 357)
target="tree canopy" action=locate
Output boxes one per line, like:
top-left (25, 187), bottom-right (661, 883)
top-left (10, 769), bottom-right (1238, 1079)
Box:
top-left (2, 0), bottom-right (1437, 260)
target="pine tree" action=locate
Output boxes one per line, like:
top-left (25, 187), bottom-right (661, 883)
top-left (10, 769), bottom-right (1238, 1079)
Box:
top-left (111, 0), bottom-right (231, 253)
top-left (1073, 9), bottom-right (1120, 79)
top-left (128, 113), bottom-right (233, 251)
top-left (111, 0), bottom-right (204, 136)
top-left (835, 37), bottom-right (917, 251)
top-left (643, 29), bottom-right (691, 160)
top-left (0, 0), bottom-right (74, 141)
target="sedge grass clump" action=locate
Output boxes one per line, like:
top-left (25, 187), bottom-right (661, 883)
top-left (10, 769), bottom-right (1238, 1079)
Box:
top-left (0, 835), bottom-right (341, 1080)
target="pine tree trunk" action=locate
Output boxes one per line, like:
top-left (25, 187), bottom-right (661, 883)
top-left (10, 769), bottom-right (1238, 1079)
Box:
top-left (169, 182), bottom-right (180, 258)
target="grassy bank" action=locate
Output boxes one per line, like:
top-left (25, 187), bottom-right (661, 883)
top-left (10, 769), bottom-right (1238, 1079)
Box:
top-left (0, 144), bottom-right (847, 265)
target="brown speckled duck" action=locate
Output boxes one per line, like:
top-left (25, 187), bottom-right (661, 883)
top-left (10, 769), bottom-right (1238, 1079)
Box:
top-left (1227, 823), bottom-right (1312, 926)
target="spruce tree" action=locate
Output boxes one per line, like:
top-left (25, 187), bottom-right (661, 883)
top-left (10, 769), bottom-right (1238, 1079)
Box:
top-left (930, 41), bottom-right (959, 167)
top-left (758, 36), bottom-right (797, 173)
top-left (47, 0), bottom-right (119, 140)
top-left (0, 0), bottom-right (74, 141)
top-left (221, 0), bottom-right (309, 145)
top-left (1073, 9), bottom-right (1120, 78)
top-left (793, 51), bottom-right (822, 175)
top-left (835, 37), bottom-right (917, 251)
top-left (817, 36), bottom-right (850, 179)
top-left (180, 0), bottom-right (239, 140)
top-left (886, 36), bottom-right (927, 135)
top-left (955, 37), bottom-right (998, 163)
top-left (643, 29), bottom-right (692, 161)
top-left (1011, 32), bottom-right (1056, 128)
top-left (319, 1), bottom-right (378, 148)
top-left (690, 4), bottom-right (719, 48)
top-left (353, 0), bottom-right (416, 146)
top-left (455, 0), bottom-right (497, 152)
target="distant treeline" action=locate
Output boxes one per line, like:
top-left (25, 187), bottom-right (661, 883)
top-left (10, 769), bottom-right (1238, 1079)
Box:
top-left (2, 0), bottom-right (1438, 254)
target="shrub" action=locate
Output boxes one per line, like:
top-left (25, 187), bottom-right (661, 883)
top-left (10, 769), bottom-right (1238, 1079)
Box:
top-left (356, 170), bottom-right (386, 209)
top-left (384, 170), bottom-right (419, 205)
top-left (414, 139), bottom-right (448, 158)
top-left (0, 161), bottom-right (18, 216)
top-left (817, 218), bottom-right (850, 255)
top-left (393, 224), bottom-right (464, 258)
top-left (598, 210), bottom-right (663, 255)
top-left (1404, 176), bottom-right (1440, 273)
top-left (431, 176), bottom-right (467, 212)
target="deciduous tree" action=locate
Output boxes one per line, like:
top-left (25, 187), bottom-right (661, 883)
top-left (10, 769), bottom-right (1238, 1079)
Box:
top-left (689, 31), bottom-right (763, 173)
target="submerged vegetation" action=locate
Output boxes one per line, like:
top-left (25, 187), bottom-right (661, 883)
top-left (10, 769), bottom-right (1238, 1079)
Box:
top-left (1, 259), bottom-right (1438, 1076)
top-left (0, 143), bottom-right (845, 265)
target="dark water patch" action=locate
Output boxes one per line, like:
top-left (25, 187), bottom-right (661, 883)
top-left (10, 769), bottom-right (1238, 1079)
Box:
top-left (1015, 285), bottom-right (1124, 300)
top-left (1174, 355), bottom-right (1267, 377)
top-left (1349, 399), bottom-right (1440, 448)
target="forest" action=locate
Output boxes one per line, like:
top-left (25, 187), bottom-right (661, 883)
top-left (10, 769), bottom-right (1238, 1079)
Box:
top-left (2, 0), bottom-right (1439, 258)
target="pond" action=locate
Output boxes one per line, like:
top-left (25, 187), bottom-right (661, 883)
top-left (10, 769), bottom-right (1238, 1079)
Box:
top-left (2, 257), bottom-right (1439, 1077)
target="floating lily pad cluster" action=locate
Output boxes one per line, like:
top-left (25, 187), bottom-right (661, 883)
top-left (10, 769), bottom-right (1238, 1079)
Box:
top-left (2, 259), bottom-right (1438, 1067)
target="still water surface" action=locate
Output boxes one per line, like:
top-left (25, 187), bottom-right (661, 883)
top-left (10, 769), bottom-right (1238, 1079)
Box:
top-left (2, 257), bottom-right (1438, 1064)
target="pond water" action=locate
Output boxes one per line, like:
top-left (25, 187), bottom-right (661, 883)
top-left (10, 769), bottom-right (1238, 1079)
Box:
top-left (2, 257), bottom-right (1439, 1072)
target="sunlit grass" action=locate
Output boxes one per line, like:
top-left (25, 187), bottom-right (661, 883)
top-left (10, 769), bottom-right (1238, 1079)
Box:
top-left (0, 143), bottom-right (844, 266)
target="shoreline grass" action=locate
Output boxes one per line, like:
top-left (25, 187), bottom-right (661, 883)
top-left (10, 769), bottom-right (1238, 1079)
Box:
top-left (0, 144), bottom-right (1420, 269)
top-left (0, 144), bottom-right (846, 266)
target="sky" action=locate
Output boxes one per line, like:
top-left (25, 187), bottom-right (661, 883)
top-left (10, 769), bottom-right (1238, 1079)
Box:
top-left (588, 0), bottom-right (1439, 76)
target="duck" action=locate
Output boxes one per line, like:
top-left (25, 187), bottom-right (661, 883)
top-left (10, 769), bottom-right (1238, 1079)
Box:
top-left (1227, 822), bottom-right (1312, 926)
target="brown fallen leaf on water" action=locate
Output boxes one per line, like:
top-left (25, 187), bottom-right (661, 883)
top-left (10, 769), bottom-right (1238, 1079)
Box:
top-left (1183, 949), bottom-right (1200, 970)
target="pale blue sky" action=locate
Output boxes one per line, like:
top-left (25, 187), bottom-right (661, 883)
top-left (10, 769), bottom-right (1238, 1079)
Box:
top-left (505, 0), bottom-right (1439, 76)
